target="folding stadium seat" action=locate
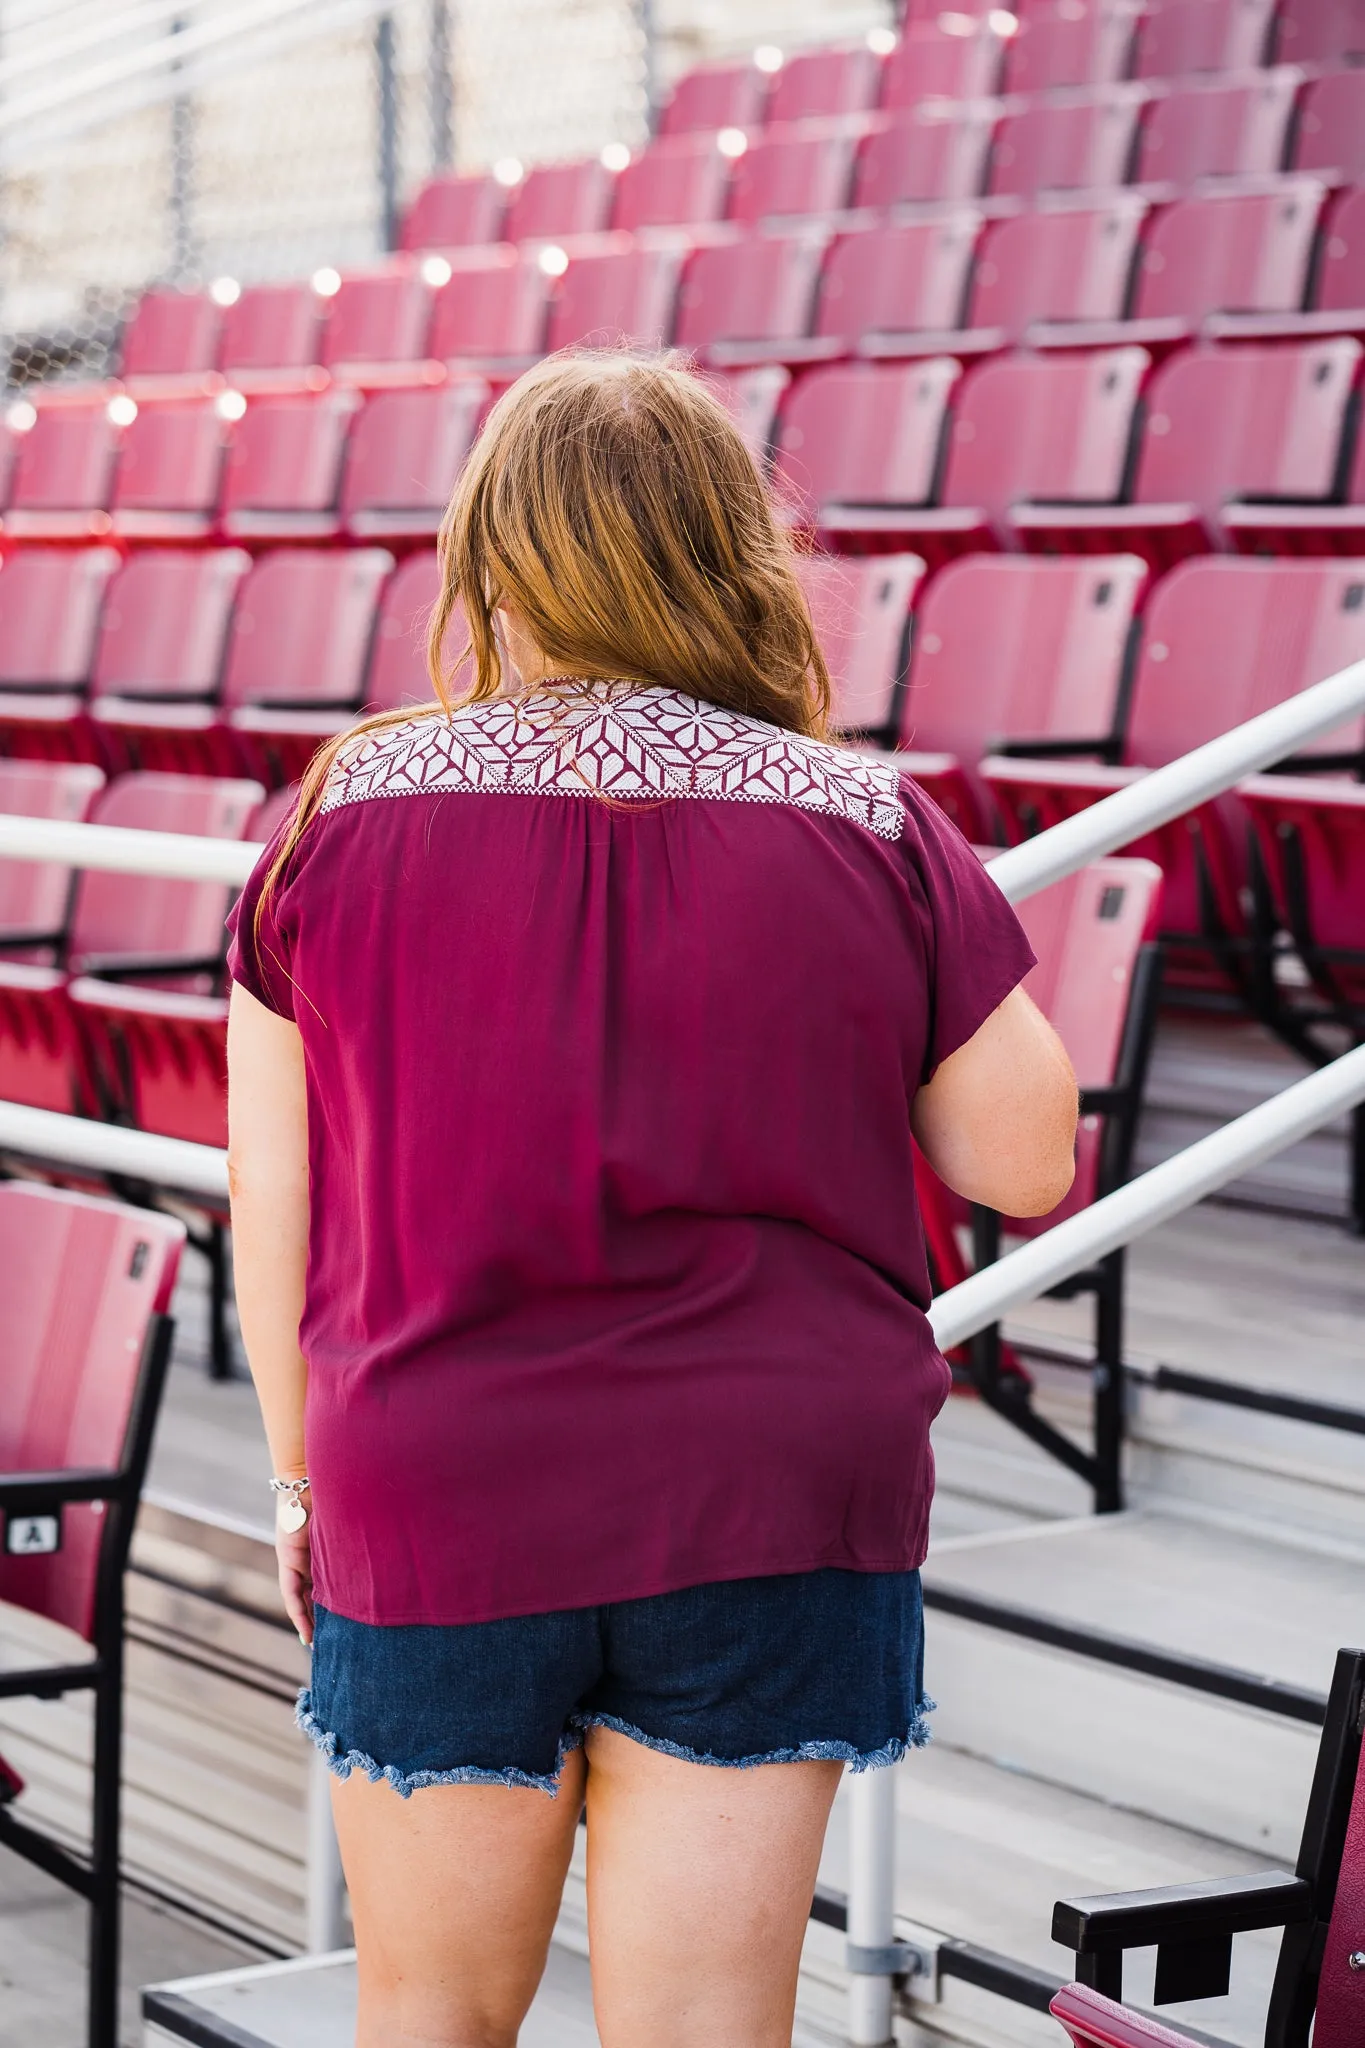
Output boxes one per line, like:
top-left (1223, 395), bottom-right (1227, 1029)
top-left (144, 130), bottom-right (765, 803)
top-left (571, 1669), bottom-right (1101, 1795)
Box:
top-left (960, 198), bottom-right (1148, 349)
top-left (367, 550), bottom-right (443, 711)
top-left (656, 57), bottom-right (771, 137)
top-left (1211, 183), bottom-right (1365, 345)
top-left (770, 359), bottom-right (961, 533)
top-left (852, 103), bottom-right (999, 209)
top-left (318, 261), bottom-right (439, 384)
top-left (545, 240), bottom-right (683, 353)
top-left (1133, 69), bottom-right (1300, 189)
top-left (1004, 0), bottom-right (1143, 93)
top-left (610, 132), bottom-right (737, 235)
top-left (1221, 350), bottom-right (1365, 552)
top-left (0, 396), bottom-right (125, 541)
top-left (218, 387), bottom-right (360, 542)
top-left (0, 760), bottom-right (105, 962)
top-left (764, 41), bottom-right (885, 124)
top-left (0, 547), bottom-right (120, 761)
top-left (1276, 0), bottom-right (1365, 63)
top-left (673, 232), bottom-right (828, 365)
top-left (984, 557), bottom-right (1365, 989)
top-left (880, 18), bottom-right (1003, 107)
top-left (811, 213), bottom-right (981, 359)
top-left (794, 552), bottom-right (925, 733)
top-left (400, 169), bottom-right (508, 251)
top-left (726, 124), bottom-right (860, 226)
top-left (340, 381), bottom-right (488, 542)
top-left (426, 247), bottom-right (556, 368)
top-left (108, 395), bottom-right (233, 542)
top-left (502, 157), bottom-right (616, 243)
top-left (704, 365), bottom-right (791, 462)
top-left (217, 278), bottom-right (328, 391)
top-left (119, 286), bottom-right (223, 385)
top-left (84, 548), bottom-right (251, 771)
top-left (1293, 70), bottom-right (1365, 186)
top-left (987, 87), bottom-right (1149, 200)
top-left (891, 552), bottom-right (1147, 834)
top-left (1016, 337), bottom-right (1357, 566)
top-left (1134, 0), bottom-right (1276, 76)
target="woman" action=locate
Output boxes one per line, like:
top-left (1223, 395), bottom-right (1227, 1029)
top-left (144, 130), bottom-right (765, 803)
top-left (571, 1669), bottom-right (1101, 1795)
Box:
top-left (226, 351), bottom-right (1077, 2048)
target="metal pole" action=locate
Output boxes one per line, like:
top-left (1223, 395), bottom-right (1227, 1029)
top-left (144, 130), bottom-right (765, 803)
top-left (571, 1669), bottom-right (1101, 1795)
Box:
top-left (848, 1769), bottom-right (898, 2045)
top-left (375, 10), bottom-right (399, 253)
top-left (427, 0), bottom-right (451, 171)
top-left (306, 1751), bottom-right (349, 1952)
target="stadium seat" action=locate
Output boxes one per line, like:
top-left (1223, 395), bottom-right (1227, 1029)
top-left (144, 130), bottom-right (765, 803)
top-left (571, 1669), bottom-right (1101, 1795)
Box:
top-left (1276, 0), bottom-right (1365, 63)
top-left (319, 261), bottom-right (438, 381)
top-left (341, 381), bottom-right (488, 540)
top-left (119, 286), bottom-right (223, 384)
top-left (1005, 0), bottom-right (1143, 93)
top-left (656, 57), bottom-right (770, 136)
top-left (86, 548), bottom-right (252, 770)
top-left (988, 87), bottom-right (1148, 201)
top-left (1242, 773), bottom-right (1365, 1023)
top-left (218, 387), bottom-right (360, 541)
top-left (853, 103), bottom-right (999, 209)
top-left (674, 231), bottom-right (828, 365)
top-left (795, 552), bottom-right (925, 733)
top-left (1308, 183), bottom-right (1365, 331)
top-left (610, 132), bottom-right (737, 234)
top-left (879, 18), bottom-right (1003, 105)
top-left (217, 279), bottom-right (328, 390)
top-left (545, 239), bottom-right (683, 353)
top-left (367, 550), bottom-right (443, 710)
top-left (502, 156), bottom-right (616, 243)
top-left (1134, 69), bottom-right (1300, 188)
top-left (704, 364), bottom-right (791, 462)
top-left (1103, 179), bottom-right (1325, 347)
top-left (1293, 70), bottom-right (1365, 186)
top-left (1016, 338), bottom-right (1357, 565)
top-left (0, 397), bottom-right (124, 540)
top-left (771, 357), bottom-right (960, 531)
top-left (108, 396), bottom-right (232, 542)
top-left (427, 247), bottom-right (556, 367)
top-left (814, 213), bottom-right (980, 358)
top-left (400, 169), bottom-right (508, 251)
top-left (0, 546), bottom-right (120, 761)
top-left (1134, 0), bottom-right (1277, 76)
top-left (0, 760), bottom-right (105, 961)
top-left (984, 557), bottom-right (1365, 989)
top-left (727, 123), bottom-right (860, 226)
top-left (765, 41), bottom-right (884, 124)
top-left (893, 552), bottom-right (1147, 834)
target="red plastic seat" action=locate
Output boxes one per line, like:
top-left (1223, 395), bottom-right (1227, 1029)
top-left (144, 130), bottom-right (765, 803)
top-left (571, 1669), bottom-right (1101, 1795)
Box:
top-left (1294, 71), bottom-right (1365, 185)
top-left (894, 553), bottom-right (1146, 834)
top-left (0, 761), bottom-right (105, 961)
top-left (727, 124), bottom-right (859, 225)
top-left (1310, 185), bottom-right (1365, 331)
top-left (1005, 0), bottom-right (1142, 93)
top-left (319, 263), bottom-right (437, 379)
top-left (703, 365), bottom-right (792, 462)
top-left (400, 170), bottom-right (507, 251)
top-left (880, 20), bottom-right (1003, 107)
top-left (657, 58), bottom-right (771, 137)
top-left (545, 240), bottom-right (682, 353)
top-left (815, 214), bottom-right (980, 356)
top-left (0, 398), bottom-right (124, 541)
top-left (0, 546), bottom-right (120, 761)
top-left (771, 358), bottom-right (961, 529)
top-left (964, 200), bottom-right (1147, 348)
top-left (765, 42), bottom-right (884, 124)
top-left (341, 382), bottom-right (488, 541)
top-left (218, 280), bottom-right (327, 390)
top-left (108, 396), bottom-right (232, 542)
top-left (218, 388), bottom-right (360, 542)
top-left (85, 548), bottom-right (251, 770)
top-left (853, 104), bottom-right (999, 209)
top-left (674, 232), bottom-right (828, 365)
top-left (502, 157), bottom-right (616, 243)
top-left (427, 247), bottom-right (555, 366)
top-left (1134, 0), bottom-right (1276, 76)
top-left (1276, 0), bottom-right (1365, 63)
top-left (1018, 338), bottom-right (1357, 566)
top-left (367, 550), bottom-right (444, 711)
top-left (611, 133), bottom-right (736, 234)
top-left (1134, 69), bottom-right (1300, 187)
top-left (1241, 774), bottom-right (1365, 1015)
top-left (795, 552), bottom-right (926, 731)
top-left (988, 87), bottom-right (1148, 199)
top-left (119, 287), bottom-right (222, 383)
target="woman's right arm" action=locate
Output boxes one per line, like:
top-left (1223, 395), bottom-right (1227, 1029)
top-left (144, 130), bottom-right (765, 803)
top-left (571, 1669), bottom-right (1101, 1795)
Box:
top-left (910, 984), bottom-right (1079, 1218)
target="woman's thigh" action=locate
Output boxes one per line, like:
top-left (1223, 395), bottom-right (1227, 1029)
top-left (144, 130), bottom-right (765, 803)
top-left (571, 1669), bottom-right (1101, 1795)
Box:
top-left (331, 1746), bottom-right (586, 2048)
top-left (583, 1725), bottom-right (841, 2048)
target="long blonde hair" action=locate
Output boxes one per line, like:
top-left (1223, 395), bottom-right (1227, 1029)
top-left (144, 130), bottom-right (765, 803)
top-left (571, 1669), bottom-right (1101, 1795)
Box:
top-left (258, 350), bottom-right (831, 911)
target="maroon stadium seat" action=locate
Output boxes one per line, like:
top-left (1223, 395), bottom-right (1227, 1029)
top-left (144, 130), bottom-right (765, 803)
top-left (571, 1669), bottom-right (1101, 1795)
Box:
top-left (1005, 0), bottom-right (1142, 93)
top-left (1134, 0), bottom-right (1276, 76)
top-left (0, 546), bottom-right (120, 761)
top-left (853, 104), bottom-right (999, 209)
top-left (962, 200), bottom-right (1148, 350)
top-left (987, 87), bottom-right (1149, 200)
top-left (880, 19), bottom-right (1003, 105)
top-left (765, 41), bottom-right (884, 124)
top-left (1293, 71), bottom-right (1365, 185)
top-left (727, 123), bottom-right (860, 226)
top-left (0, 760), bottom-right (105, 961)
top-left (0, 397), bottom-right (124, 541)
top-left (656, 58), bottom-right (771, 137)
top-left (86, 548), bottom-right (251, 770)
top-left (610, 132), bottom-right (737, 234)
top-left (108, 396), bottom-right (232, 542)
top-left (341, 381), bottom-right (488, 541)
top-left (1276, 0), bottom-right (1365, 63)
top-left (1314, 185), bottom-right (1365, 326)
top-left (1017, 338), bottom-right (1357, 565)
top-left (400, 169), bottom-right (507, 251)
top-left (427, 247), bottom-right (555, 366)
top-left (1242, 773), bottom-right (1365, 1012)
top-left (120, 286), bottom-right (223, 383)
top-left (703, 364), bottom-right (792, 462)
top-left (545, 239), bottom-right (682, 353)
top-left (319, 262), bottom-right (437, 380)
top-left (771, 358), bottom-right (960, 530)
top-left (893, 552), bottom-right (1146, 834)
top-left (218, 279), bottom-right (327, 390)
top-left (502, 157), bottom-right (616, 243)
top-left (1117, 179), bottom-right (1325, 346)
top-left (1134, 69), bottom-right (1300, 188)
top-left (1227, 366), bottom-right (1365, 553)
top-left (218, 387), bottom-right (360, 542)
top-left (674, 231), bottom-right (828, 364)
top-left (813, 213), bottom-right (981, 357)
top-left (795, 552), bottom-right (925, 731)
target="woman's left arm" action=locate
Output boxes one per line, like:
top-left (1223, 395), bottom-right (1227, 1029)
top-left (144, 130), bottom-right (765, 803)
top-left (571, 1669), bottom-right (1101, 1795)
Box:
top-left (226, 982), bottom-right (315, 1641)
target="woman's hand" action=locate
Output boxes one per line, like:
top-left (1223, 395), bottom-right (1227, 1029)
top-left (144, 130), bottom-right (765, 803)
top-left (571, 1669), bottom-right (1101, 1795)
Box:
top-left (277, 1509), bottom-right (315, 1646)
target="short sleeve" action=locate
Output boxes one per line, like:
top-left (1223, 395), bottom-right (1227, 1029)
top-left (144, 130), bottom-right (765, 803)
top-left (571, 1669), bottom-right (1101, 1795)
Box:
top-left (898, 776), bottom-right (1037, 1083)
top-left (225, 812), bottom-right (300, 1021)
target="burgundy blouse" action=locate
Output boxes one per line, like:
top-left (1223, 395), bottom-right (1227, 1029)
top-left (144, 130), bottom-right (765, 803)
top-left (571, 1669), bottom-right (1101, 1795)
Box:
top-left (227, 683), bottom-right (1035, 1626)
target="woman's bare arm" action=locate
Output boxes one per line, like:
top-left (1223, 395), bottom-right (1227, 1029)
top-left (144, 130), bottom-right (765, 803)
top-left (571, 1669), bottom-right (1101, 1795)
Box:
top-left (226, 982), bottom-right (314, 1638)
top-left (911, 985), bottom-right (1079, 1218)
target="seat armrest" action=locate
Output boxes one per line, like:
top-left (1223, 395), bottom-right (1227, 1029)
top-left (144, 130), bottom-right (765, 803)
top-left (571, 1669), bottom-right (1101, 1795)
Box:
top-left (0, 1467), bottom-right (130, 1512)
top-left (1055, 1870), bottom-right (1312, 2009)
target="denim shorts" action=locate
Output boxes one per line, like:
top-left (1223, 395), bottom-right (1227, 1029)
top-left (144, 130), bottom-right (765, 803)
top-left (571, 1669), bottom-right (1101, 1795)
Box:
top-left (299, 1568), bottom-right (932, 1797)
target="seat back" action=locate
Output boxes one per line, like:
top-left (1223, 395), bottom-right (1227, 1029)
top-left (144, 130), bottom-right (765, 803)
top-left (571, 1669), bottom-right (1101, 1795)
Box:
top-left (366, 550), bottom-right (450, 712)
top-left (428, 248), bottom-right (554, 361)
top-left (0, 760), bottom-right (105, 951)
top-left (1005, 0), bottom-right (1141, 92)
top-left (773, 358), bottom-right (960, 519)
top-left (704, 364), bottom-right (791, 461)
top-left (1135, 68), bottom-right (1299, 186)
top-left (545, 241), bottom-right (682, 353)
top-left (219, 389), bottom-right (359, 521)
top-left (67, 771), bottom-right (263, 973)
top-left (611, 133), bottom-right (735, 233)
top-left (880, 19), bottom-right (1002, 106)
top-left (658, 59), bottom-right (770, 137)
top-left (90, 547), bottom-right (250, 701)
top-left (400, 170), bottom-right (506, 251)
top-left (968, 200), bottom-right (1146, 334)
top-left (320, 265), bottom-right (434, 369)
top-left (1135, 0), bottom-right (1276, 76)
top-left (111, 397), bottom-right (230, 520)
top-left (854, 104), bottom-right (998, 208)
top-left (940, 348), bottom-right (1146, 520)
top-left (340, 382), bottom-right (487, 523)
top-left (1294, 72), bottom-right (1365, 184)
top-left (1316, 186), bottom-right (1365, 316)
top-left (249, 781), bottom-right (301, 845)
top-left (503, 157), bottom-right (615, 242)
top-left (797, 553), bottom-right (925, 731)
top-left (219, 281), bottom-right (326, 377)
top-left (1242, 776), bottom-right (1365, 986)
top-left (1277, 0), bottom-right (1365, 63)
top-left (1050, 1982), bottom-right (1203, 2045)
top-left (988, 89), bottom-right (1145, 199)
top-left (816, 214), bottom-right (979, 344)
top-left (1133, 181), bottom-right (1323, 321)
top-left (7, 400), bottom-right (121, 516)
top-left (0, 546), bottom-right (120, 690)
top-left (220, 547), bottom-right (393, 710)
top-left (727, 124), bottom-right (859, 224)
top-left (675, 232), bottom-right (826, 350)
top-left (766, 43), bottom-right (883, 124)
top-left (1132, 339), bottom-right (1357, 519)
top-left (120, 287), bottom-right (222, 379)
top-left (0, 1182), bottom-right (184, 1643)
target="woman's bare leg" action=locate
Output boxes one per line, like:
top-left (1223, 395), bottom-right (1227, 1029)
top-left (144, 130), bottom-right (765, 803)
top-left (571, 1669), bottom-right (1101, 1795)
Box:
top-left (330, 1747), bottom-right (586, 2048)
top-left (583, 1725), bottom-right (842, 2048)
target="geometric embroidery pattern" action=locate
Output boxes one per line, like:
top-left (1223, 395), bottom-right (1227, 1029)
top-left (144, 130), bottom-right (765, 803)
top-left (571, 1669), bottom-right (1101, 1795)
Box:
top-left (320, 681), bottom-right (906, 842)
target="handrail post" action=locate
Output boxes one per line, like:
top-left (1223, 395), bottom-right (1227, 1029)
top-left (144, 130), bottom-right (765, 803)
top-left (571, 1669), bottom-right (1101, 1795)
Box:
top-left (847, 1766), bottom-right (898, 2044)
